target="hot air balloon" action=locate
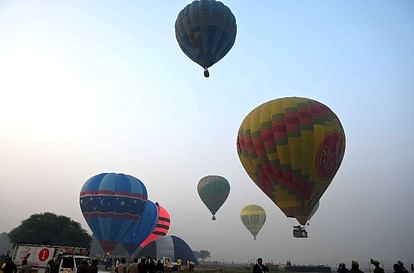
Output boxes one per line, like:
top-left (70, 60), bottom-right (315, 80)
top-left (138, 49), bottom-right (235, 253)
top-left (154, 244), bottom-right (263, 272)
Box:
top-left (140, 203), bottom-right (171, 249)
top-left (121, 200), bottom-right (158, 256)
top-left (79, 173), bottom-right (148, 253)
top-left (240, 204), bottom-right (266, 240)
top-left (237, 97), bottom-right (346, 234)
top-left (197, 175), bottom-right (230, 220)
top-left (137, 235), bottom-right (198, 265)
top-left (175, 0), bottom-right (237, 77)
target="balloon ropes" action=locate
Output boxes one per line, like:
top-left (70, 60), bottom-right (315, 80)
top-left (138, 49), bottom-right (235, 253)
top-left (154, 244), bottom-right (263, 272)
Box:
top-left (237, 97), bottom-right (346, 236)
top-left (240, 204), bottom-right (266, 240)
top-left (175, 0), bottom-right (237, 78)
top-left (197, 175), bottom-right (230, 220)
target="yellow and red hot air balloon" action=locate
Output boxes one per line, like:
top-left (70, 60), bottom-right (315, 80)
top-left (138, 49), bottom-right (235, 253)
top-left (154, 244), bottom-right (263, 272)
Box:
top-left (237, 97), bottom-right (345, 234)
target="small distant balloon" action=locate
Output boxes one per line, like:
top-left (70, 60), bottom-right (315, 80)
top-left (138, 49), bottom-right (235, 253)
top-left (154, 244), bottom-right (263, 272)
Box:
top-left (240, 204), bottom-right (266, 240)
top-left (197, 175), bottom-right (230, 220)
top-left (175, 0), bottom-right (237, 78)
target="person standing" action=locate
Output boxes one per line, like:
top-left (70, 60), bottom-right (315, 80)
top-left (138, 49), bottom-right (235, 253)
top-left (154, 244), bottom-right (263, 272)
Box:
top-left (138, 257), bottom-right (147, 273)
top-left (337, 263), bottom-right (349, 273)
top-left (176, 258), bottom-right (182, 272)
top-left (77, 259), bottom-right (90, 273)
top-left (2, 258), bottom-right (17, 273)
top-left (370, 259), bottom-right (384, 273)
top-left (147, 258), bottom-right (155, 273)
top-left (398, 261), bottom-right (409, 273)
top-left (89, 259), bottom-right (99, 273)
top-left (127, 258), bottom-right (139, 273)
top-left (349, 261), bottom-right (363, 273)
top-left (154, 259), bottom-right (163, 273)
top-left (18, 260), bottom-right (32, 273)
top-left (253, 258), bottom-right (268, 273)
top-left (394, 264), bottom-right (403, 273)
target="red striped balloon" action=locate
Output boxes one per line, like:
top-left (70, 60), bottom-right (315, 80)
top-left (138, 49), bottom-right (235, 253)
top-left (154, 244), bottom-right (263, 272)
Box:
top-left (139, 203), bottom-right (171, 248)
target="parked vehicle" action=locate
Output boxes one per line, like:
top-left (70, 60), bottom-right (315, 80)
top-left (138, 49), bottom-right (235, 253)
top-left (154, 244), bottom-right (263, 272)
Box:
top-left (12, 244), bottom-right (90, 273)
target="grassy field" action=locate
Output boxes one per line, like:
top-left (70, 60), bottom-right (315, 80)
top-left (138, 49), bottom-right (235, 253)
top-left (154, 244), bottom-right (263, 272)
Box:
top-left (191, 263), bottom-right (285, 273)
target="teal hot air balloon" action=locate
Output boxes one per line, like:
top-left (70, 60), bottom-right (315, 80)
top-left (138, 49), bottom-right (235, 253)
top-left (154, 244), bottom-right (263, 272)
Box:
top-left (175, 0), bottom-right (237, 77)
top-left (197, 175), bottom-right (230, 220)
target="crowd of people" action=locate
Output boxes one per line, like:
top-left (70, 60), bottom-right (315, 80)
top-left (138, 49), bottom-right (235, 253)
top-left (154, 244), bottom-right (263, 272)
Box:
top-left (250, 257), bottom-right (413, 273)
top-left (110, 256), bottom-right (194, 273)
top-left (336, 259), bottom-right (412, 273)
top-left (1, 255), bottom-right (412, 273)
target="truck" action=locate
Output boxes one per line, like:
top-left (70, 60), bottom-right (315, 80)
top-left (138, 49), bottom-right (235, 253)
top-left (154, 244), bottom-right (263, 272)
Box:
top-left (11, 244), bottom-right (91, 273)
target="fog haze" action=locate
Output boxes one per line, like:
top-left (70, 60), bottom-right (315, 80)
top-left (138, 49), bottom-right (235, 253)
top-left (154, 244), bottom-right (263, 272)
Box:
top-left (1, 0), bottom-right (413, 269)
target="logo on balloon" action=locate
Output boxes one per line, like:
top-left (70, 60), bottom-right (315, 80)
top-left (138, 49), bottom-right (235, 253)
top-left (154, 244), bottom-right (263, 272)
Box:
top-left (316, 132), bottom-right (345, 181)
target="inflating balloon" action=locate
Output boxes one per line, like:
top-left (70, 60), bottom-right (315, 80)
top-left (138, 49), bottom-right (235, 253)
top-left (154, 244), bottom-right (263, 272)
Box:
top-left (79, 173), bottom-right (147, 253)
top-left (240, 204), bottom-right (266, 240)
top-left (237, 97), bottom-right (346, 226)
top-left (175, 0), bottom-right (237, 77)
top-left (137, 235), bottom-right (197, 264)
top-left (140, 203), bottom-right (171, 249)
top-left (197, 175), bottom-right (230, 220)
top-left (121, 200), bottom-right (158, 255)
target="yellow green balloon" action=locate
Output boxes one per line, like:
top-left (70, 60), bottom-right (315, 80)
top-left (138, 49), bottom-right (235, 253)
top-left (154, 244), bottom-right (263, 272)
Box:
top-left (237, 97), bottom-right (346, 225)
top-left (240, 204), bottom-right (266, 240)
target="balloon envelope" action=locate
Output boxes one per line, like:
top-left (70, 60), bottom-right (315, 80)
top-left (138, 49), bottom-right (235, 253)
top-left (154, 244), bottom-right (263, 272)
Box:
top-left (240, 204), bottom-right (266, 240)
top-left (138, 235), bottom-right (197, 264)
top-left (121, 200), bottom-right (158, 255)
top-left (237, 97), bottom-right (346, 225)
top-left (79, 173), bottom-right (147, 253)
top-left (197, 175), bottom-right (230, 220)
top-left (140, 204), bottom-right (171, 249)
top-left (175, 0), bottom-right (237, 77)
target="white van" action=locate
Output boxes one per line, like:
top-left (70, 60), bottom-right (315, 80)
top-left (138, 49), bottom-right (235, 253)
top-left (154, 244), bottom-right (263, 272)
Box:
top-left (58, 255), bottom-right (91, 273)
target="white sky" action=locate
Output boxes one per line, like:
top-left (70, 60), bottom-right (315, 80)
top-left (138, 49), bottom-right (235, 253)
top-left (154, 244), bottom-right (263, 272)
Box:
top-left (0, 0), bottom-right (413, 269)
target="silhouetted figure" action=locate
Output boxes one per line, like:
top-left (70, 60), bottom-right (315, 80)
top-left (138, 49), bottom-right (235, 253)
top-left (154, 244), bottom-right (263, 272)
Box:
top-left (187, 261), bottom-right (194, 272)
top-left (398, 261), bottom-right (409, 273)
top-left (253, 258), bottom-right (269, 273)
top-left (89, 259), bottom-right (99, 273)
top-left (338, 263), bottom-right (349, 273)
top-left (147, 258), bottom-right (155, 273)
top-left (176, 257), bottom-right (182, 272)
top-left (394, 264), bottom-right (403, 273)
top-left (155, 260), bottom-right (164, 273)
top-left (18, 259), bottom-right (32, 273)
top-left (138, 257), bottom-right (147, 273)
top-left (3, 257), bottom-right (17, 273)
top-left (47, 258), bottom-right (57, 273)
top-left (410, 264), bottom-right (413, 272)
top-left (128, 258), bottom-right (139, 273)
top-left (371, 259), bottom-right (384, 273)
top-left (349, 261), bottom-right (363, 273)
top-left (116, 258), bottom-right (127, 273)
top-left (77, 259), bottom-right (90, 273)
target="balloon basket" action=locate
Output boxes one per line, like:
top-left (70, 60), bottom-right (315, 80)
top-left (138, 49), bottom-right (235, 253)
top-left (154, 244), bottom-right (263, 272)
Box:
top-left (293, 225), bottom-right (308, 238)
top-left (204, 69), bottom-right (210, 78)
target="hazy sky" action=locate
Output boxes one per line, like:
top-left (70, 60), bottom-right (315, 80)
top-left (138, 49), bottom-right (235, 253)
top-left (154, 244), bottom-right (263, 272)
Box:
top-left (1, 0), bottom-right (413, 269)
